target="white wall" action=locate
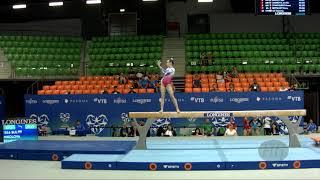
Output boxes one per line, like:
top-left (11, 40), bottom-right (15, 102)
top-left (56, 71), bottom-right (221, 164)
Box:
top-left (167, 0), bottom-right (320, 34)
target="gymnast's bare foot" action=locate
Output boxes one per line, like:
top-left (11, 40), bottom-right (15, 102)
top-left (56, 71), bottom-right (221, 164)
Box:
top-left (159, 109), bottom-right (163, 113)
top-left (176, 109), bottom-right (180, 113)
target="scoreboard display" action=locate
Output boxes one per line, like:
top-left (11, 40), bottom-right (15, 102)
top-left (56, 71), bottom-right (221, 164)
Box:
top-left (256, 0), bottom-right (309, 16)
top-left (2, 118), bottom-right (38, 143)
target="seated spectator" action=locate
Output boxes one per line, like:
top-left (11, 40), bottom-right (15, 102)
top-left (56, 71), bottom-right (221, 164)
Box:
top-left (164, 124), bottom-right (177, 137)
top-left (128, 87), bottom-right (136, 94)
top-left (139, 76), bottom-right (149, 89)
top-left (279, 86), bottom-right (288, 92)
top-left (224, 124), bottom-right (238, 136)
top-left (38, 125), bottom-right (48, 136)
top-left (101, 88), bottom-right (108, 94)
top-left (210, 84), bottom-right (218, 92)
top-left (192, 128), bottom-right (203, 136)
top-left (200, 52), bottom-right (208, 66)
top-left (119, 73), bottom-right (128, 85)
top-left (193, 74), bottom-right (202, 88)
top-left (262, 117), bottom-right (272, 135)
top-left (120, 124), bottom-right (129, 137)
top-left (271, 123), bottom-right (279, 135)
top-left (216, 71), bottom-right (225, 83)
top-left (132, 79), bottom-right (139, 88)
top-left (207, 52), bottom-right (213, 65)
top-left (228, 83), bottom-right (235, 92)
top-left (230, 66), bottom-right (239, 78)
top-left (243, 116), bottom-right (251, 136)
top-left (222, 66), bottom-right (229, 79)
top-left (202, 118), bottom-right (213, 136)
top-left (216, 126), bottom-right (226, 136)
top-left (112, 86), bottom-right (120, 94)
top-left (249, 79), bottom-right (261, 92)
top-left (250, 117), bottom-right (262, 136)
top-left (306, 119), bottom-right (317, 133)
top-left (149, 75), bottom-right (160, 92)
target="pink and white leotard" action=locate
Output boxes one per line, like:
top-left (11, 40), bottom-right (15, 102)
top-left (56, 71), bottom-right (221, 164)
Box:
top-left (161, 67), bottom-right (175, 87)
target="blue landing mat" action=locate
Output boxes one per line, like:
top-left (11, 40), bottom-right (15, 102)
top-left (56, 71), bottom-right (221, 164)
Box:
top-left (62, 148), bottom-right (320, 170)
top-left (0, 140), bottom-right (136, 161)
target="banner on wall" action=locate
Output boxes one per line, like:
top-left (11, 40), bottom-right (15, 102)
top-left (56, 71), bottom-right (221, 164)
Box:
top-left (24, 91), bottom-right (304, 136)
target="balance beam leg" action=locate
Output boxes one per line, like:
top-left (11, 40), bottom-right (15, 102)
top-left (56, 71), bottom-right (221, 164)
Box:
top-left (280, 116), bottom-right (302, 148)
top-left (134, 118), bottom-right (156, 150)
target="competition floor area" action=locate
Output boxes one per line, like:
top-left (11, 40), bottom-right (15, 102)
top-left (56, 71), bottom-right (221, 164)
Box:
top-left (1, 135), bottom-right (320, 179)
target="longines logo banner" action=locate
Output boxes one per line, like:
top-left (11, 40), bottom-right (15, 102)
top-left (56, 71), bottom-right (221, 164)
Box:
top-left (2, 118), bottom-right (37, 125)
top-left (24, 91), bottom-right (304, 136)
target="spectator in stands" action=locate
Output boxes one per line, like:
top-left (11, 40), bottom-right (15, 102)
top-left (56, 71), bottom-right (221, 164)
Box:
top-left (216, 71), bottom-right (225, 83)
top-left (193, 74), bottom-right (202, 88)
top-left (210, 84), bottom-right (218, 92)
top-left (101, 88), bottom-right (108, 94)
top-left (262, 117), bottom-right (272, 136)
top-left (222, 66), bottom-right (229, 79)
top-left (306, 119), bottom-right (317, 134)
top-left (271, 122), bottom-right (279, 135)
top-left (139, 76), bottom-right (149, 89)
top-left (279, 86), bottom-right (288, 92)
top-left (224, 124), bottom-right (238, 136)
top-left (120, 124), bottom-right (129, 137)
top-left (216, 126), bottom-right (226, 136)
top-left (202, 118), bottom-right (213, 136)
top-left (200, 52), bottom-right (208, 66)
top-left (243, 116), bottom-right (251, 136)
top-left (119, 73), bottom-right (128, 85)
top-left (149, 75), bottom-right (160, 92)
top-left (249, 79), bottom-right (261, 92)
top-left (250, 117), bottom-right (262, 136)
top-left (192, 128), bottom-right (203, 136)
top-left (156, 125), bottom-right (166, 136)
top-left (112, 86), bottom-right (120, 94)
top-left (128, 87), bottom-right (136, 94)
top-left (228, 83), bottom-right (235, 92)
top-left (207, 52), bottom-right (213, 65)
top-left (164, 124), bottom-right (177, 137)
top-left (231, 66), bottom-right (239, 78)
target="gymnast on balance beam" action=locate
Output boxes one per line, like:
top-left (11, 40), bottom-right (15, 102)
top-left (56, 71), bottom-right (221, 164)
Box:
top-left (157, 58), bottom-right (180, 113)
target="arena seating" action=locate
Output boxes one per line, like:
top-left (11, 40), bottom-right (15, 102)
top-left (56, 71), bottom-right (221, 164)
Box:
top-left (88, 35), bottom-right (163, 75)
top-left (37, 76), bottom-right (155, 95)
top-left (185, 33), bottom-right (320, 74)
top-left (185, 73), bottom-right (289, 93)
top-left (0, 35), bottom-right (82, 77)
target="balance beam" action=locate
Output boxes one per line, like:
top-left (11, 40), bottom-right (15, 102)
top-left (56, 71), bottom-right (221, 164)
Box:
top-left (129, 109), bottom-right (306, 150)
top-left (129, 109), bottom-right (306, 119)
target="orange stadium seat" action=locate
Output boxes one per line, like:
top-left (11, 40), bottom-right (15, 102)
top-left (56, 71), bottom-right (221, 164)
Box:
top-left (281, 82), bottom-right (289, 87)
top-left (55, 81), bottom-right (62, 86)
top-left (75, 90), bottom-right (83, 94)
top-left (253, 73), bottom-right (261, 78)
top-left (57, 85), bottom-right (64, 91)
top-left (247, 78), bottom-right (254, 83)
top-left (185, 88), bottom-right (192, 93)
top-left (123, 89), bottom-right (130, 94)
top-left (76, 81), bottom-right (82, 85)
top-left (243, 87), bottom-right (249, 92)
top-left (278, 78), bottom-right (286, 82)
top-left (245, 73), bottom-right (253, 78)
top-left (90, 89), bottom-right (99, 94)
top-left (239, 73), bottom-right (245, 78)
top-left (147, 89), bottom-right (155, 93)
top-left (235, 87), bottom-right (243, 92)
top-left (186, 74), bottom-right (193, 79)
top-left (218, 87), bottom-right (226, 92)
top-left (138, 89), bottom-right (147, 93)
top-left (94, 85), bottom-right (102, 90)
top-left (265, 82), bottom-right (273, 87)
top-left (69, 81), bottom-right (76, 85)
top-left (234, 82), bottom-right (241, 87)
top-left (232, 78), bottom-right (240, 83)
top-left (94, 76), bottom-right (102, 81)
top-left (261, 73), bottom-right (268, 78)
top-left (45, 90), bottom-right (53, 95)
top-left (90, 81), bottom-right (97, 85)
top-left (71, 85), bottom-right (79, 90)
top-left (263, 78), bottom-right (271, 82)
top-left (268, 87), bottom-right (276, 92)
top-left (240, 78), bottom-right (247, 83)
top-left (256, 77), bottom-right (263, 82)
top-left (241, 82), bottom-right (250, 88)
top-left (87, 76), bottom-right (94, 81)
top-left (64, 85), bottom-right (71, 90)
top-left (193, 88), bottom-right (201, 93)
top-left (83, 89), bottom-right (91, 94)
top-left (217, 83), bottom-right (225, 88)
top-left (258, 82), bottom-right (266, 87)
top-left (271, 78), bottom-right (278, 82)
top-left (43, 86), bottom-right (50, 90)
top-left (268, 73), bottom-right (276, 78)
top-left (82, 81), bottom-right (90, 85)
top-left (37, 90), bottom-right (45, 95)
top-left (49, 86), bottom-right (57, 90)
top-left (185, 78), bottom-right (192, 83)
top-left (185, 83), bottom-right (193, 88)
top-left (87, 85), bottom-right (94, 90)
top-left (59, 90), bottom-right (68, 94)
top-left (202, 83), bottom-right (209, 88)
top-left (80, 76), bottom-right (86, 81)
top-left (273, 82), bottom-right (281, 87)
top-left (275, 73), bottom-right (283, 78)
top-left (261, 87), bottom-right (268, 92)
top-left (79, 85), bottom-right (86, 90)
top-left (202, 88), bottom-right (209, 92)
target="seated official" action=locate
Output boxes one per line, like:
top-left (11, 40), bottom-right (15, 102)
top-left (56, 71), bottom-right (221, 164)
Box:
top-left (271, 123), bottom-right (279, 135)
top-left (72, 120), bottom-right (86, 136)
top-left (216, 127), bottom-right (226, 136)
top-left (120, 124), bottom-right (129, 137)
top-left (202, 118), bottom-right (213, 136)
top-left (305, 119), bottom-right (317, 133)
top-left (224, 124), bottom-right (238, 136)
top-left (128, 87), bottom-right (136, 94)
top-left (192, 128), bottom-right (203, 136)
top-left (38, 125), bottom-right (48, 136)
top-left (163, 124), bottom-right (177, 137)
top-left (156, 126), bottom-right (166, 136)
